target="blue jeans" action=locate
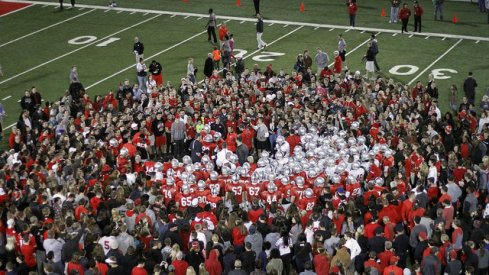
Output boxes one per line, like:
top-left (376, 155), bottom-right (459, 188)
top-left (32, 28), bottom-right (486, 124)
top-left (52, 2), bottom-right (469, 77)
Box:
top-left (137, 75), bottom-right (147, 91)
top-left (390, 7), bottom-right (399, 22)
top-left (349, 14), bottom-right (356, 26)
top-left (434, 4), bottom-right (443, 20)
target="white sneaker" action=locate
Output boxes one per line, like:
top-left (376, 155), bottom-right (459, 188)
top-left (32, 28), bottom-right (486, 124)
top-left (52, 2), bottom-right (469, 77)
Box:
top-left (389, 20), bottom-right (392, 23)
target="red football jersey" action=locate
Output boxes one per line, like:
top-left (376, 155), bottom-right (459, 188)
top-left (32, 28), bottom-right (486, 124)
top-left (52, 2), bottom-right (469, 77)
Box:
top-left (194, 189), bottom-right (210, 208)
top-left (225, 182), bottom-right (245, 203)
top-left (160, 185), bottom-right (177, 205)
top-left (260, 191), bottom-right (282, 207)
top-left (206, 195), bottom-right (223, 209)
top-left (245, 184), bottom-right (263, 201)
top-left (175, 193), bottom-right (194, 210)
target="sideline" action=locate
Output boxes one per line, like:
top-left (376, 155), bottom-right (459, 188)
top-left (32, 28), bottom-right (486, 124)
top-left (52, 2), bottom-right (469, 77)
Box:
top-left (0, 14), bottom-right (161, 85)
top-left (407, 38), bottom-right (463, 85)
top-left (0, 2), bottom-right (31, 17)
top-left (8, 0), bottom-right (489, 42)
top-left (0, 9), bottom-right (95, 48)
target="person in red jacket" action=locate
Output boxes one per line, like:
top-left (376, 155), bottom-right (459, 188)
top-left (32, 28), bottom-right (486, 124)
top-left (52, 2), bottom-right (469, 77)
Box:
top-left (172, 251), bottom-right (189, 275)
top-left (398, 3), bottom-right (411, 33)
top-left (205, 249), bottom-right (222, 275)
top-left (313, 246), bottom-right (331, 275)
top-left (413, 1), bottom-right (424, 32)
top-left (383, 256), bottom-right (403, 275)
top-left (333, 51), bottom-right (342, 75)
top-left (131, 259), bottom-right (148, 275)
top-left (347, 0), bottom-right (358, 27)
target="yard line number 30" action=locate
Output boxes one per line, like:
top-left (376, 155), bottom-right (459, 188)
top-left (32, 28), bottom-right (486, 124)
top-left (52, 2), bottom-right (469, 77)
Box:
top-left (68, 36), bottom-right (120, 47)
top-left (389, 65), bottom-right (458, 80)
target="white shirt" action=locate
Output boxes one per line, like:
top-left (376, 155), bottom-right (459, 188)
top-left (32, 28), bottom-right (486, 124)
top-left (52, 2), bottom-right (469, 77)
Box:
top-left (216, 148), bottom-right (231, 167)
top-left (98, 236), bottom-right (117, 255)
top-left (275, 237), bottom-right (292, 256)
top-left (345, 238), bottom-right (362, 259)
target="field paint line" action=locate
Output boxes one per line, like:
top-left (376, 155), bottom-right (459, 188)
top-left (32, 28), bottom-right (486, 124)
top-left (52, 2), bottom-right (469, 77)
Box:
top-left (328, 32), bottom-right (381, 68)
top-left (0, 14), bottom-right (161, 85)
top-left (345, 28), bottom-right (351, 32)
top-left (361, 30), bottom-right (365, 33)
top-left (2, 96), bottom-right (12, 100)
top-left (425, 36), bottom-right (430, 39)
top-left (392, 33), bottom-right (397, 36)
top-left (184, 15), bottom-right (190, 19)
top-left (197, 25), bottom-right (305, 85)
top-left (104, 9), bottom-right (110, 13)
top-left (0, 9), bottom-right (95, 48)
top-left (197, 17), bottom-right (203, 20)
top-left (224, 19), bottom-right (231, 23)
top-left (0, 3), bottom-right (32, 17)
top-left (329, 28), bottom-right (335, 31)
top-left (10, 0), bottom-right (489, 42)
top-left (283, 24), bottom-right (289, 28)
top-left (79, 7), bottom-right (85, 10)
top-left (476, 40), bottom-right (480, 43)
top-left (240, 20), bottom-right (245, 24)
top-left (5, 123), bottom-right (16, 131)
top-left (117, 10), bottom-right (123, 13)
top-left (269, 23), bottom-right (274, 26)
top-left (86, 29), bottom-right (207, 90)
top-left (170, 14), bottom-right (176, 17)
top-left (42, 4), bottom-right (48, 7)
top-left (408, 39), bottom-right (463, 85)
top-left (409, 34), bottom-right (413, 38)
top-left (143, 12), bottom-right (148, 16)
top-left (243, 26), bottom-right (304, 60)
top-left (314, 27), bottom-right (319, 30)
top-left (442, 37), bottom-right (446, 40)
top-left (130, 11), bottom-right (136, 14)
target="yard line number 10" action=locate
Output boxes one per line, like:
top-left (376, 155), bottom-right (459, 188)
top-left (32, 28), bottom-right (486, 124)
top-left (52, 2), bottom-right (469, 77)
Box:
top-left (68, 36), bottom-right (120, 47)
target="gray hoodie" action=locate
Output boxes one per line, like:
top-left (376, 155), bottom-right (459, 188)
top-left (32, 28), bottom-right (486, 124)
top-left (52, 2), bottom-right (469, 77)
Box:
top-left (43, 238), bottom-right (65, 262)
top-left (245, 232), bottom-right (263, 259)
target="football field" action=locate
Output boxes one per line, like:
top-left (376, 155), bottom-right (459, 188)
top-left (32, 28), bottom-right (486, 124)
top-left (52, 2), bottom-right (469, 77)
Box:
top-left (0, 0), bottom-right (489, 134)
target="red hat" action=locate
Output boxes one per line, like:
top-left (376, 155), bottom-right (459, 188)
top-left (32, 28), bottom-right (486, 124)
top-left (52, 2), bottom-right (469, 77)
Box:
top-left (389, 256), bottom-right (400, 264)
top-left (419, 231), bottom-right (427, 241)
top-left (449, 250), bottom-right (458, 260)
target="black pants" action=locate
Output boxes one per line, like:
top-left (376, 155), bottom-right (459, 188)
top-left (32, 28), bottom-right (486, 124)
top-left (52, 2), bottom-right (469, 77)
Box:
top-left (401, 19), bottom-right (409, 33)
top-left (340, 50), bottom-right (346, 61)
top-left (173, 139), bottom-right (185, 159)
top-left (59, 0), bottom-right (63, 9)
top-left (71, 0), bottom-right (75, 7)
top-left (414, 15), bottom-right (421, 32)
top-left (373, 54), bottom-right (380, 71)
top-left (207, 26), bottom-right (217, 43)
top-left (349, 14), bottom-right (356, 27)
top-left (253, 0), bottom-right (260, 15)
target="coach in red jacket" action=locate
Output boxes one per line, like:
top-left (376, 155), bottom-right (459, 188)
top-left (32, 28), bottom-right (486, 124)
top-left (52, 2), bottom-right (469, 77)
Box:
top-left (398, 3), bottom-right (411, 33)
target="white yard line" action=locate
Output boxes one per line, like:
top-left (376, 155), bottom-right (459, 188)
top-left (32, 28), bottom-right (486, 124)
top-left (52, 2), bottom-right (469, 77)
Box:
top-left (345, 28), bottom-right (351, 32)
top-left (269, 23), bottom-right (274, 26)
top-left (104, 9), bottom-right (110, 13)
top-left (143, 12), bottom-right (148, 16)
top-left (409, 34), bottom-right (413, 38)
top-left (442, 37), bottom-right (446, 40)
top-left (242, 26), bottom-right (304, 60)
top-left (240, 20), bottom-right (245, 24)
top-left (0, 9), bottom-right (95, 48)
top-left (197, 17), bottom-right (203, 20)
top-left (86, 29), bottom-right (207, 90)
top-left (8, 0), bottom-right (489, 41)
top-left (408, 39), bottom-right (463, 85)
top-left (0, 3), bottom-right (32, 17)
top-left (392, 33), bottom-right (397, 37)
top-left (476, 40), bottom-right (480, 43)
top-left (0, 14), bottom-right (161, 85)
top-left (283, 24), bottom-right (289, 28)
top-left (184, 15), bottom-right (190, 19)
top-left (329, 28), bottom-right (335, 32)
top-left (2, 96), bottom-right (12, 100)
top-left (314, 27), bottom-right (319, 30)
top-left (130, 11), bottom-right (136, 14)
top-left (5, 123), bottom-right (16, 131)
top-left (78, 7), bottom-right (85, 10)
top-left (425, 36), bottom-right (430, 39)
top-left (117, 10), bottom-right (123, 13)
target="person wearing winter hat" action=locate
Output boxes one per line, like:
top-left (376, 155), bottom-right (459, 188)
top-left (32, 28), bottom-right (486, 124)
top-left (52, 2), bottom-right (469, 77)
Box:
top-left (244, 225), bottom-right (263, 259)
top-left (414, 231), bottom-right (429, 263)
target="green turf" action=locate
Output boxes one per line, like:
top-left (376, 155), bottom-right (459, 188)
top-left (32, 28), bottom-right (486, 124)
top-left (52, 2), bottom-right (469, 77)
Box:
top-left (30, 0), bottom-right (489, 37)
top-left (0, 0), bottom-right (488, 140)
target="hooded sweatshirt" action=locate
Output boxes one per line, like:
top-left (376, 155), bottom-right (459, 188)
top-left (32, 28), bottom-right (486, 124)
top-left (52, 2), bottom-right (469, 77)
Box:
top-left (205, 249), bottom-right (223, 275)
top-left (244, 232), bottom-right (263, 259)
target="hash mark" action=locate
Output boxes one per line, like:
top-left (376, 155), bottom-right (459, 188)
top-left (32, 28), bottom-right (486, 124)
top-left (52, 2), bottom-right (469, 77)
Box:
top-left (425, 36), bottom-right (430, 39)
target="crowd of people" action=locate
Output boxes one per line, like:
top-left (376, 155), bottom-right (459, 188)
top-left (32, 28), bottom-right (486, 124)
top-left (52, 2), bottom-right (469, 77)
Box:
top-left (1, 9), bottom-right (489, 275)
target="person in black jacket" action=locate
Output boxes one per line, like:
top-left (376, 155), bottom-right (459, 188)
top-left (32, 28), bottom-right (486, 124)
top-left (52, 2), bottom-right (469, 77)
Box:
top-left (204, 53), bottom-right (214, 78)
top-left (241, 242), bottom-right (256, 274)
top-left (368, 227), bottom-right (386, 254)
top-left (393, 224), bottom-right (410, 269)
top-left (187, 241), bottom-right (205, 273)
top-left (133, 37), bottom-right (144, 63)
top-left (256, 14), bottom-right (267, 50)
top-left (463, 72), bottom-right (478, 105)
